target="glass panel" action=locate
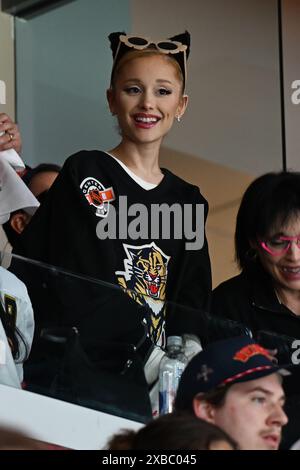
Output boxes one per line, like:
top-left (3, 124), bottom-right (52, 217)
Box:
top-left (1, 252), bottom-right (299, 420)
top-left (1, 250), bottom-right (300, 447)
top-left (1, 251), bottom-right (250, 421)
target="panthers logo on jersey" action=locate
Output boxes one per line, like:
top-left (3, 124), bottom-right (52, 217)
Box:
top-left (116, 242), bottom-right (170, 346)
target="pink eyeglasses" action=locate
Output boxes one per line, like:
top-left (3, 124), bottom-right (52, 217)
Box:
top-left (259, 235), bottom-right (300, 256)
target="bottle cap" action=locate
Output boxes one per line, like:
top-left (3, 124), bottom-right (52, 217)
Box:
top-left (167, 336), bottom-right (183, 348)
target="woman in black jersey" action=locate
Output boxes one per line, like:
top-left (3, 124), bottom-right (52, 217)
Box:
top-left (13, 31), bottom-right (211, 416)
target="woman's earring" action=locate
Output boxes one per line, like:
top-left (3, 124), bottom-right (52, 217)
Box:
top-left (176, 115), bottom-right (181, 123)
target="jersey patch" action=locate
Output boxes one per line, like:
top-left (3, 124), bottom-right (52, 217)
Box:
top-left (80, 177), bottom-right (115, 218)
top-left (116, 242), bottom-right (170, 346)
top-left (234, 344), bottom-right (271, 363)
top-left (4, 294), bottom-right (17, 329)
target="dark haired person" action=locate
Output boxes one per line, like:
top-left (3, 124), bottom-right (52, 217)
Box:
top-left (107, 411), bottom-right (237, 450)
top-left (212, 172), bottom-right (300, 352)
top-left (211, 172), bottom-right (300, 447)
top-left (22, 163), bottom-right (61, 201)
top-left (175, 336), bottom-right (288, 450)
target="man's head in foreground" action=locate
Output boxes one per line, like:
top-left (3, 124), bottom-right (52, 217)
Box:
top-left (175, 336), bottom-right (289, 450)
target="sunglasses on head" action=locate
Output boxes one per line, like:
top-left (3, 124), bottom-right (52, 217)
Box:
top-left (112, 34), bottom-right (187, 85)
top-left (259, 235), bottom-right (300, 256)
top-left (118, 34), bottom-right (187, 54)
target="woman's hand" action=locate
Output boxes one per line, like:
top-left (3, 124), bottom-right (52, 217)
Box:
top-left (0, 113), bottom-right (22, 154)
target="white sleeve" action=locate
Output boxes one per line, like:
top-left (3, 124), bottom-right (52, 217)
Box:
top-left (0, 267), bottom-right (35, 383)
top-left (144, 345), bottom-right (165, 386)
top-left (14, 286), bottom-right (34, 383)
top-left (0, 321), bottom-right (22, 388)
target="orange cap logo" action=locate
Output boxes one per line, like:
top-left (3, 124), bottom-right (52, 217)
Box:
top-left (234, 344), bottom-right (270, 363)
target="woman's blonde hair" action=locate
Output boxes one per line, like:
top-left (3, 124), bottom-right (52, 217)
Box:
top-left (110, 48), bottom-right (184, 94)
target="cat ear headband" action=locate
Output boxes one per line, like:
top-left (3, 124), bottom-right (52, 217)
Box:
top-left (108, 30), bottom-right (190, 90)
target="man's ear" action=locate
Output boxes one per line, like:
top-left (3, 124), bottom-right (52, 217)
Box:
top-left (106, 88), bottom-right (116, 115)
top-left (10, 211), bottom-right (31, 235)
top-left (193, 395), bottom-right (216, 423)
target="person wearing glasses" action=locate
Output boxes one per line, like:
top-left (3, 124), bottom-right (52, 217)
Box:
top-left (211, 172), bottom-right (300, 448)
top-left (212, 171), bottom-right (300, 343)
top-left (11, 31), bottom-right (211, 414)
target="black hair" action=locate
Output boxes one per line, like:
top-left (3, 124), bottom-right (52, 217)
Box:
top-left (198, 384), bottom-right (232, 408)
top-left (175, 381), bottom-right (232, 415)
top-left (0, 299), bottom-right (28, 362)
top-left (22, 163), bottom-right (61, 187)
top-left (106, 411), bottom-right (237, 450)
top-left (235, 171), bottom-right (300, 269)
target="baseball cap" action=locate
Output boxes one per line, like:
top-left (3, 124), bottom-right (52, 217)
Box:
top-left (175, 335), bottom-right (290, 411)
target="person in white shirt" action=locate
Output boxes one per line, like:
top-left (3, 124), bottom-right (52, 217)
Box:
top-left (0, 130), bottom-right (37, 388)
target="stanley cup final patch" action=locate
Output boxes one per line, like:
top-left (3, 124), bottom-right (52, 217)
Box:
top-left (80, 177), bottom-right (115, 218)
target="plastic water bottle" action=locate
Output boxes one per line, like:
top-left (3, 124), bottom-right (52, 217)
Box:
top-left (159, 336), bottom-right (188, 415)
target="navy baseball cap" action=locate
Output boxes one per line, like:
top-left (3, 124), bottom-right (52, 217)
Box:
top-left (175, 336), bottom-right (290, 411)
